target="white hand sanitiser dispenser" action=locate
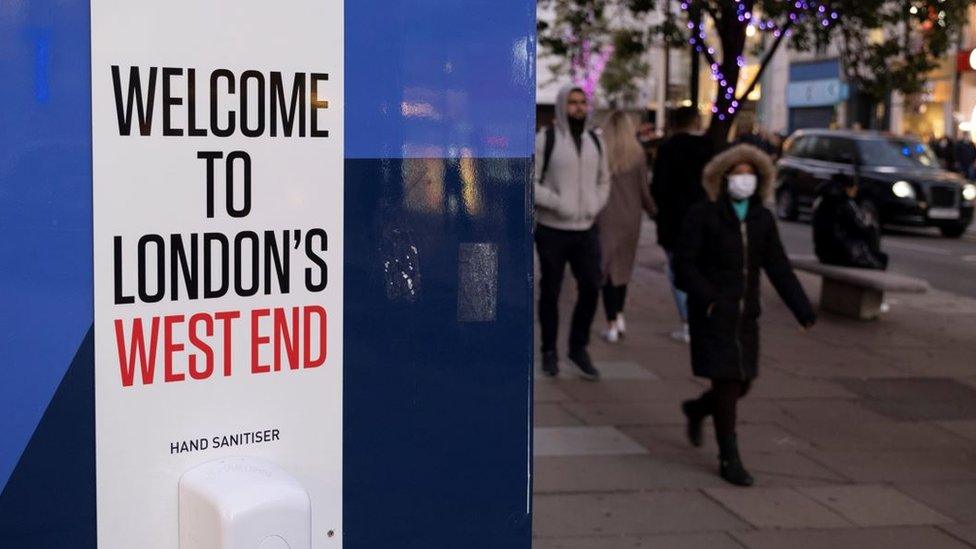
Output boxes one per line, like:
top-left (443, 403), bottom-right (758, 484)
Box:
top-left (179, 457), bottom-right (312, 549)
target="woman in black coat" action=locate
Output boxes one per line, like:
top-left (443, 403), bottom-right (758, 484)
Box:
top-left (674, 144), bottom-right (817, 486)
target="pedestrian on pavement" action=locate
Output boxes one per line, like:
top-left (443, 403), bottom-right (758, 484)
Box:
top-left (813, 173), bottom-right (889, 270)
top-left (637, 119), bottom-right (662, 168)
top-left (955, 136), bottom-right (976, 180)
top-left (675, 144), bottom-right (817, 487)
top-left (650, 106), bottom-right (715, 343)
top-left (534, 85), bottom-right (611, 380)
top-left (597, 110), bottom-right (657, 343)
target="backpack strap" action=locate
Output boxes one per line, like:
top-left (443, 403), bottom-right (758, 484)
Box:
top-left (589, 129), bottom-right (603, 158)
top-left (539, 126), bottom-right (556, 184)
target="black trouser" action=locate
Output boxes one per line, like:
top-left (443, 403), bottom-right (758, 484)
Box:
top-left (536, 224), bottom-right (602, 354)
top-left (687, 379), bottom-right (753, 440)
top-left (603, 283), bottom-right (628, 322)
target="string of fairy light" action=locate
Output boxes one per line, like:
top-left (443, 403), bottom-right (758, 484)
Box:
top-left (679, 0), bottom-right (839, 120)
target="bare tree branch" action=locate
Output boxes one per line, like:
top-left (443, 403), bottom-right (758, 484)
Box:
top-left (736, 19), bottom-right (794, 104)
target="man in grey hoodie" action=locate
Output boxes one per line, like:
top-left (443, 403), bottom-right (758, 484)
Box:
top-left (535, 85), bottom-right (611, 379)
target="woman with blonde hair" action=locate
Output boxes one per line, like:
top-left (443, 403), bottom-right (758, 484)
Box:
top-left (597, 110), bottom-right (656, 342)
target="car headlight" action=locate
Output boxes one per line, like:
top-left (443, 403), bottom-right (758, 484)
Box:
top-left (892, 180), bottom-right (916, 200)
top-left (964, 183), bottom-right (976, 202)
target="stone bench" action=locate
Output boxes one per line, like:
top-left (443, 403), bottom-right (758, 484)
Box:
top-left (790, 255), bottom-right (930, 320)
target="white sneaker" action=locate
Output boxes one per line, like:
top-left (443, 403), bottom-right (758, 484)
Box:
top-left (615, 315), bottom-right (627, 337)
top-left (670, 323), bottom-right (690, 344)
top-left (602, 326), bottom-right (620, 343)
top-left (880, 302), bottom-right (891, 314)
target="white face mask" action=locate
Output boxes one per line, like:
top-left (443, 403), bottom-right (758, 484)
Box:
top-left (727, 173), bottom-right (758, 201)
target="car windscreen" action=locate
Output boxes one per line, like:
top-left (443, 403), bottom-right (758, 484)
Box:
top-left (857, 139), bottom-right (939, 168)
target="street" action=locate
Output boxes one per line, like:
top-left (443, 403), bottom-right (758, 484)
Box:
top-left (778, 220), bottom-right (976, 298)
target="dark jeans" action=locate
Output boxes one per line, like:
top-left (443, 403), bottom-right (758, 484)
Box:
top-left (687, 379), bottom-right (753, 439)
top-left (536, 224), bottom-right (602, 354)
top-left (603, 283), bottom-right (628, 322)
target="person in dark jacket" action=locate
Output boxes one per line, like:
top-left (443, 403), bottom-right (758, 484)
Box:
top-left (651, 107), bottom-right (715, 342)
top-left (956, 137), bottom-right (976, 179)
top-left (675, 144), bottom-right (817, 487)
top-left (813, 174), bottom-right (889, 270)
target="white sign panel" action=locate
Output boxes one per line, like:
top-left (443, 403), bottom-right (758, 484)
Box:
top-left (91, 1), bottom-right (343, 547)
top-left (787, 78), bottom-right (849, 108)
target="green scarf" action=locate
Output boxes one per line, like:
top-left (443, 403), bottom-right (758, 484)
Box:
top-left (732, 199), bottom-right (750, 221)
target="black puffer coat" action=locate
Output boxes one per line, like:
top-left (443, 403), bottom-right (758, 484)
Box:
top-left (674, 145), bottom-right (816, 380)
top-left (812, 182), bottom-right (889, 270)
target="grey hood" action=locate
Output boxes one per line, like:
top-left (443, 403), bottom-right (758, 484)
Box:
top-left (553, 84), bottom-right (590, 136)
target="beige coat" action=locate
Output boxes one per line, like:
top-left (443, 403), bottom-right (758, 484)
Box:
top-left (598, 161), bottom-right (655, 286)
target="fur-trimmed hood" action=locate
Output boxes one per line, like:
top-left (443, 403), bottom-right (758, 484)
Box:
top-left (701, 144), bottom-right (776, 203)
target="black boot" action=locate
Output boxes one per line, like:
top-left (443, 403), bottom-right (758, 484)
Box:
top-left (681, 400), bottom-right (704, 448)
top-left (718, 434), bottom-right (754, 487)
top-left (541, 351), bottom-right (559, 377)
top-left (568, 347), bottom-right (600, 381)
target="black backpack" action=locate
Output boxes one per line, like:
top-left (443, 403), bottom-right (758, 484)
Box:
top-left (539, 126), bottom-right (603, 184)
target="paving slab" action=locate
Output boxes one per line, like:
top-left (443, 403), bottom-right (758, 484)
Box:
top-left (802, 449), bottom-right (976, 482)
top-left (534, 361), bottom-right (660, 381)
top-left (895, 481), bottom-right (976, 523)
top-left (533, 492), bottom-right (750, 538)
top-left (745, 374), bottom-right (858, 401)
top-left (834, 377), bottom-right (976, 421)
top-left (535, 380), bottom-right (573, 403)
top-left (937, 420), bottom-right (976, 442)
top-left (559, 400), bottom-right (686, 427)
top-left (864, 347), bottom-right (976, 377)
top-left (556, 379), bottom-right (703, 403)
top-left (562, 399), bottom-right (789, 427)
top-left (775, 399), bottom-right (892, 424)
top-left (622, 423), bottom-right (810, 455)
top-left (532, 532), bottom-right (744, 549)
top-left (535, 403), bottom-right (585, 427)
top-left (704, 487), bottom-right (851, 529)
top-left (742, 451), bottom-right (851, 487)
top-left (533, 454), bottom-right (726, 493)
top-left (767, 358), bottom-right (912, 379)
top-left (799, 485), bottom-right (952, 527)
top-left (776, 420), bottom-right (970, 451)
top-left (732, 526), bottom-right (972, 549)
top-left (534, 426), bottom-right (647, 457)
top-left (939, 524), bottom-right (976, 546)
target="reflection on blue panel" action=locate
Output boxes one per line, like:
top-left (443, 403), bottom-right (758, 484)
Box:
top-left (0, 1), bottom-right (93, 491)
top-left (346, 0), bottom-right (536, 159)
top-left (344, 157), bottom-right (534, 547)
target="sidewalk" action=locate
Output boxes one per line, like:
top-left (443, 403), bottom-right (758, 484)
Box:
top-left (532, 221), bottom-right (976, 548)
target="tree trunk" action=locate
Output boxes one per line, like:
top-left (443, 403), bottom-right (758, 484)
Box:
top-left (705, 3), bottom-right (745, 147)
